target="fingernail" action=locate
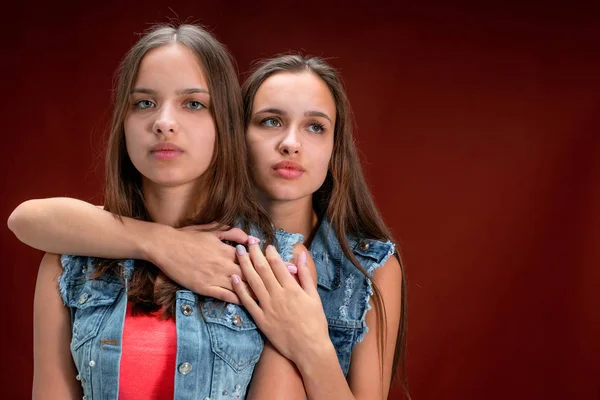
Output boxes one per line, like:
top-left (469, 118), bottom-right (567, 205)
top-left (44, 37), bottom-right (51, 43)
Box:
top-left (287, 263), bottom-right (298, 274)
top-left (232, 274), bottom-right (241, 285)
top-left (299, 251), bottom-right (307, 266)
top-left (266, 244), bottom-right (276, 252)
top-left (248, 236), bottom-right (260, 244)
top-left (236, 244), bottom-right (247, 256)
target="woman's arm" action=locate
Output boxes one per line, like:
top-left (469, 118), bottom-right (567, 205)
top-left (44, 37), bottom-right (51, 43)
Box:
top-left (233, 242), bottom-right (403, 400)
top-left (9, 198), bottom-right (155, 259)
top-left (8, 198), bottom-right (248, 303)
top-left (297, 256), bottom-right (402, 399)
top-left (346, 256), bottom-right (402, 397)
top-left (245, 243), bottom-right (317, 399)
top-left (247, 341), bottom-right (306, 399)
top-left (33, 253), bottom-right (82, 399)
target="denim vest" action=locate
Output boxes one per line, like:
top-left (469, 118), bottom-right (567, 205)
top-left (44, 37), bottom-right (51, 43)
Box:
top-left (275, 219), bottom-right (395, 376)
top-left (58, 230), bottom-right (301, 400)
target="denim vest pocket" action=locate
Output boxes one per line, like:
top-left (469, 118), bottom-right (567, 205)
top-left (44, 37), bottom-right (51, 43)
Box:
top-left (65, 277), bottom-right (123, 350)
top-left (203, 302), bottom-right (264, 373)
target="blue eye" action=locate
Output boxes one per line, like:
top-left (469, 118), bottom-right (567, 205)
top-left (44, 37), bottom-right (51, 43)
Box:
top-left (261, 118), bottom-right (281, 128)
top-left (135, 100), bottom-right (155, 109)
top-left (186, 101), bottom-right (204, 110)
top-left (307, 123), bottom-right (325, 134)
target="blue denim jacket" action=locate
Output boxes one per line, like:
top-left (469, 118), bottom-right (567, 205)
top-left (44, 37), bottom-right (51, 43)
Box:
top-left (58, 230), bottom-right (302, 400)
top-left (275, 218), bottom-right (395, 376)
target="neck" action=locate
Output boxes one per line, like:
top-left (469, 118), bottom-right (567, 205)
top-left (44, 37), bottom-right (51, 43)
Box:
top-left (142, 180), bottom-right (202, 227)
top-left (258, 193), bottom-right (319, 244)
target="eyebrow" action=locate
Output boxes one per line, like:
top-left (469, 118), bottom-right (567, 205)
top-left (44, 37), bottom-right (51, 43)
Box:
top-left (254, 107), bottom-right (287, 116)
top-left (254, 108), bottom-right (333, 124)
top-left (131, 88), bottom-right (210, 95)
top-left (304, 110), bottom-right (333, 124)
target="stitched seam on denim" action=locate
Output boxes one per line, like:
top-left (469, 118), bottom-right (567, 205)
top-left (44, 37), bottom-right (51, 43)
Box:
top-left (356, 241), bottom-right (395, 343)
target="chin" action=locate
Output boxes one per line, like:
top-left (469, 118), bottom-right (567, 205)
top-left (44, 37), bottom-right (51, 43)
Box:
top-left (143, 172), bottom-right (194, 188)
top-left (263, 185), bottom-right (312, 203)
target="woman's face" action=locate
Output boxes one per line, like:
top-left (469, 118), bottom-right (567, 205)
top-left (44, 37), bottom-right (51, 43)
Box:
top-left (246, 71), bottom-right (335, 203)
top-left (124, 43), bottom-right (216, 189)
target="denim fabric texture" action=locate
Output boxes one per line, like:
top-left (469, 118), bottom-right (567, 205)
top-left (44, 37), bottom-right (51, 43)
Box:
top-left (272, 218), bottom-right (395, 376)
top-left (58, 229), bottom-right (300, 400)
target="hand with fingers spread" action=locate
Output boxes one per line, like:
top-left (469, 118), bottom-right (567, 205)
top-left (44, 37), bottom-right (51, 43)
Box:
top-left (147, 223), bottom-right (256, 304)
top-left (232, 239), bottom-right (331, 366)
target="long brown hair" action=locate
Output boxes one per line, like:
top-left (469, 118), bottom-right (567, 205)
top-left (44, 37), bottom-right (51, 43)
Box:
top-left (242, 55), bottom-right (409, 398)
top-left (95, 24), bottom-right (273, 317)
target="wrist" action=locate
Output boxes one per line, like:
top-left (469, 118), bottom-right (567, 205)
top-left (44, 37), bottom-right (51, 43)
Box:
top-left (294, 338), bottom-right (338, 375)
top-left (137, 222), bottom-right (172, 263)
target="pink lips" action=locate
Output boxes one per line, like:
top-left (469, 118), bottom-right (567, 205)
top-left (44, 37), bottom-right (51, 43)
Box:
top-left (272, 160), bottom-right (304, 179)
top-left (150, 142), bottom-right (183, 160)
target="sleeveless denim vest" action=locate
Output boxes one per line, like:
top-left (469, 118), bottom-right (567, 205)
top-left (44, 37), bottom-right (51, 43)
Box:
top-left (58, 230), bottom-right (302, 400)
top-left (274, 218), bottom-right (395, 376)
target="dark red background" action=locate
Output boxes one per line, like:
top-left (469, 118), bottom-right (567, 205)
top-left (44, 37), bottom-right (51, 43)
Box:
top-left (2, 2), bottom-right (599, 399)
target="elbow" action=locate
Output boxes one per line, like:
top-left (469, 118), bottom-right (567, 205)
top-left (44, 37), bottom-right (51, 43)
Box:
top-left (7, 199), bottom-right (39, 240)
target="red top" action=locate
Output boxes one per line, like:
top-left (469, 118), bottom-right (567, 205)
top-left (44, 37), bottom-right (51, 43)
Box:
top-left (119, 303), bottom-right (177, 399)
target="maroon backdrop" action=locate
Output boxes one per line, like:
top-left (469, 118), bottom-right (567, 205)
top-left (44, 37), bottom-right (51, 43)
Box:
top-left (2, 2), bottom-right (599, 399)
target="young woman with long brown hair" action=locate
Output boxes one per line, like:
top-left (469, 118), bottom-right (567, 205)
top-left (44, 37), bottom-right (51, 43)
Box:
top-left (15, 24), bottom-right (312, 399)
top-left (10, 55), bottom-right (409, 399)
top-left (232, 55), bottom-right (408, 399)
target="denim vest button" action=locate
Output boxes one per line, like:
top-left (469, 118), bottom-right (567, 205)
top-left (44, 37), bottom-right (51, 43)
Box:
top-left (358, 241), bottom-right (370, 251)
top-left (178, 362), bottom-right (192, 375)
top-left (61, 254), bottom-right (269, 398)
top-left (232, 314), bottom-right (243, 327)
top-left (181, 304), bottom-right (193, 316)
top-left (203, 397), bottom-right (210, 400)
top-left (222, 391), bottom-right (228, 395)
top-left (75, 374), bottom-right (81, 381)
top-left (78, 293), bottom-right (89, 304)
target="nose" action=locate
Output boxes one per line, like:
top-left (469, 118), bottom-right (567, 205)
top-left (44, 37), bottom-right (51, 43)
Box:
top-left (152, 105), bottom-right (179, 137)
top-left (278, 128), bottom-right (301, 155)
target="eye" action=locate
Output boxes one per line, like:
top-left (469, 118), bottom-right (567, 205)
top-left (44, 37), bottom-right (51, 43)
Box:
top-left (134, 100), bottom-right (155, 109)
top-left (186, 101), bottom-right (205, 110)
top-left (307, 123), bottom-right (325, 134)
top-left (261, 117), bottom-right (282, 128)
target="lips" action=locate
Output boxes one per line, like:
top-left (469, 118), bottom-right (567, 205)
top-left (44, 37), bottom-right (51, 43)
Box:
top-left (151, 142), bottom-right (182, 152)
top-left (272, 160), bottom-right (305, 179)
top-left (150, 142), bottom-right (183, 160)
